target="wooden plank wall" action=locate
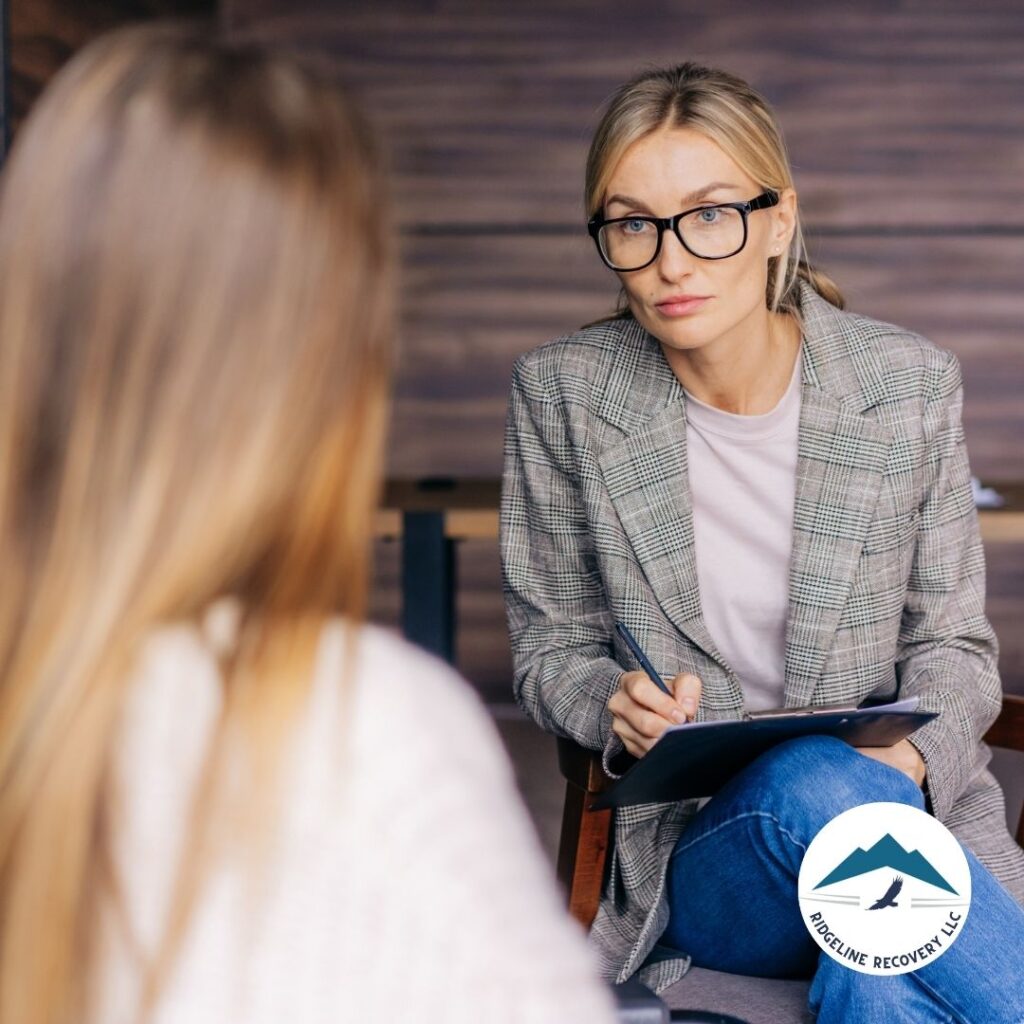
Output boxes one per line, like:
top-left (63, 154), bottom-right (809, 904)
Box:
top-left (14, 1), bottom-right (1024, 701)
top-left (222, 0), bottom-right (1024, 485)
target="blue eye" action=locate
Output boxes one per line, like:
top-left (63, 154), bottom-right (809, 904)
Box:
top-left (623, 218), bottom-right (649, 234)
top-left (698, 207), bottom-right (720, 224)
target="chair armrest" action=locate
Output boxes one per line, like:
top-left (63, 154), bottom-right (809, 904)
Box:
top-left (556, 736), bottom-right (614, 929)
top-left (556, 735), bottom-right (613, 794)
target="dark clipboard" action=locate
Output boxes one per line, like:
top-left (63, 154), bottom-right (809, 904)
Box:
top-left (589, 698), bottom-right (937, 810)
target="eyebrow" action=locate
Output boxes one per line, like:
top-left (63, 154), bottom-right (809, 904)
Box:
top-left (605, 181), bottom-right (742, 212)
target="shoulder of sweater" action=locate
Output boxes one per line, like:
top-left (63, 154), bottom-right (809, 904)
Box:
top-left (297, 619), bottom-right (515, 788)
top-left (315, 620), bottom-right (497, 731)
top-left (125, 614), bottom-right (509, 788)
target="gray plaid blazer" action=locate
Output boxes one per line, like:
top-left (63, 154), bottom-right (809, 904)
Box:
top-left (499, 278), bottom-right (1024, 994)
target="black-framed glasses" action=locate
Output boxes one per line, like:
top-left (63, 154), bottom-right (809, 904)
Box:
top-left (587, 190), bottom-right (780, 271)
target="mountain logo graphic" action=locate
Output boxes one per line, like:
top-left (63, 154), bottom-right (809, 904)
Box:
top-left (814, 832), bottom-right (957, 895)
top-left (797, 802), bottom-right (972, 976)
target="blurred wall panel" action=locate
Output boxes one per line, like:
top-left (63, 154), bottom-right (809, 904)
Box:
top-left (224, 1), bottom-right (1024, 231)
top-left (223, 0), bottom-right (1024, 482)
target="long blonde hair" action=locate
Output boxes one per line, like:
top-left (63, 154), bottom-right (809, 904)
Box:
top-left (584, 61), bottom-right (844, 323)
top-left (0, 23), bottom-right (394, 1023)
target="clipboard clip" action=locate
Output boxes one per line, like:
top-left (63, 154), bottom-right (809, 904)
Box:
top-left (742, 702), bottom-right (861, 721)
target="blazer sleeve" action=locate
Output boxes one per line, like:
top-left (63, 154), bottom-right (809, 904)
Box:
top-left (500, 352), bottom-right (626, 761)
top-left (897, 350), bottom-right (1002, 821)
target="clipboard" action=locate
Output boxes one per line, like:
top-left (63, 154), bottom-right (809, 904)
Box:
top-left (590, 697), bottom-right (937, 809)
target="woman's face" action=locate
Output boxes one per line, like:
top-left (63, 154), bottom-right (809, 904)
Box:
top-left (599, 126), bottom-right (796, 356)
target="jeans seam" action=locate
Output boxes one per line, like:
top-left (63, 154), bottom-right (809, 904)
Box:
top-left (670, 808), bottom-right (809, 864)
top-left (912, 969), bottom-right (1024, 1024)
top-left (910, 971), bottom-right (970, 1024)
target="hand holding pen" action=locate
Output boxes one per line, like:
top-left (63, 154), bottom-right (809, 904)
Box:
top-left (610, 622), bottom-right (703, 759)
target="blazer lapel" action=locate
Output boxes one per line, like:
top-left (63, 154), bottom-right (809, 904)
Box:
top-left (783, 282), bottom-right (894, 705)
top-left (595, 326), bottom-right (732, 677)
top-left (782, 385), bottom-right (892, 706)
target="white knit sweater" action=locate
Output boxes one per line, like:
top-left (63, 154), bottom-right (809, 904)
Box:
top-left (89, 608), bottom-right (617, 1024)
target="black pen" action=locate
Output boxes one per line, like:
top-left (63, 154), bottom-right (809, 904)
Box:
top-left (614, 621), bottom-right (674, 698)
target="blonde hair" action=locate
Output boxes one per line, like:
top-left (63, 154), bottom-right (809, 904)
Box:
top-left (0, 23), bottom-right (394, 1023)
top-left (583, 61), bottom-right (844, 324)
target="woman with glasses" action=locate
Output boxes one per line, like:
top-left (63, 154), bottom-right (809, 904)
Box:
top-left (500, 61), bottom-right (1024, 1021)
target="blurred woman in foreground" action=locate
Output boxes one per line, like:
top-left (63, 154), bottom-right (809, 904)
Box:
top-left (0, 25), bottom-right (616, 1024)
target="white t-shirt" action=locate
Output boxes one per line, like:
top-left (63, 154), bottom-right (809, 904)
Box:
top-left (89, 605), bottom-right (617, 1024)
top-left (683, 347), bottom-right (802, 711)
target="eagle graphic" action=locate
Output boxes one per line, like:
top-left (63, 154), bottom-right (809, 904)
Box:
top-left (867, 875), bottom-right (903, 910)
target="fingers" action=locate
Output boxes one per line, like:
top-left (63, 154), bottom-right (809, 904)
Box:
top-left (669, 672), bottom-right (702, 721)
top-left (608, 669), bottom-right (704, 758)
top-left (611, 715), bottom-right (654, 758)
top-left (607, 672), bottom-right (676, 754)
top-left (620, 670), bottom-right (689, 725)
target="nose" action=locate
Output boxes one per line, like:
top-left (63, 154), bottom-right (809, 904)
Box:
top-left (656, 224), bottom-right (699, 279)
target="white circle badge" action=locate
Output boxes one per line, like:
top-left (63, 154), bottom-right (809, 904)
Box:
top-left (798, 801), bottom-right (971, 975)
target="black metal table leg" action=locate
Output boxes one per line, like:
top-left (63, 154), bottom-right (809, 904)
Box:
top-left (401, 510), bottom-right (455, 663)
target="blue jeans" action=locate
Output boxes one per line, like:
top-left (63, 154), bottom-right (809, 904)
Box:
top-left (663, 735), bottom-right (1024, 1024)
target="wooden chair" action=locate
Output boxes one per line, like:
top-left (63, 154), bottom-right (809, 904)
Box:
top-left (556, 696), bottom-right (1024, 1021)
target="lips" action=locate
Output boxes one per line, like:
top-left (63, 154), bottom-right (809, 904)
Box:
top-left (655, 295), bottom-right (711, 316)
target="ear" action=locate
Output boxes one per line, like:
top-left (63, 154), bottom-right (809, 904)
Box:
top-left (771, 186), bottom-right (798, 252)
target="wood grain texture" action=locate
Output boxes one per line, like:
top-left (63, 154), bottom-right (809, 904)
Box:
top-left (224, 0), bottom-right (1024, 229)
top-left (556, 779), bottom-right (612, 929)
top-left (390, 233), bottom-right (1024, 480)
